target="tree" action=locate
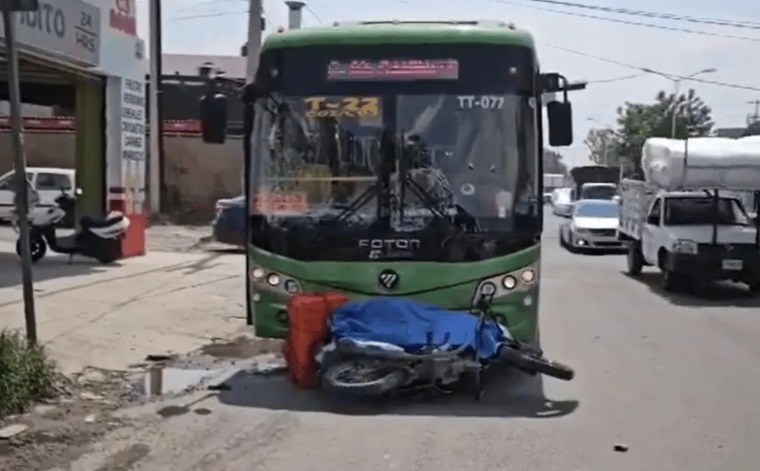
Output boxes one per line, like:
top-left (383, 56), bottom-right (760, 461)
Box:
top-left (615, 88), bottom-right (713, 164)
top-left (543, 148), bottom-right (568, 175)
top-left (584, 128), bottom-right (620, 165)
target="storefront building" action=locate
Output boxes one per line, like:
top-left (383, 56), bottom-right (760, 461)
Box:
top-left (0, 0), bottom-right (146, 257)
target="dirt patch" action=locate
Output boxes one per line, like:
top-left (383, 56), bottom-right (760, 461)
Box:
top-left (200, 336), bottom-right (283, 359)
top-left (0, 367), bottom-right (136, 471)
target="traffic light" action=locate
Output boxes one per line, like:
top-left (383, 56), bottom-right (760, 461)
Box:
top-left (199, 91), bottom-right (228, 144)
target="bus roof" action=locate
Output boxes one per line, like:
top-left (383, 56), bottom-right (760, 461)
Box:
top-left (262, 21), bottom-right (535, 51)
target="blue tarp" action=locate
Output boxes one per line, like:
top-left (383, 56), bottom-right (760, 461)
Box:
top-left (329, 298), bottom-right (506, 360)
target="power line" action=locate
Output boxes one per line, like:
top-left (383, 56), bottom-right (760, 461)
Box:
top-left (166, 10), bottom-right (248, 21)
top-left (304, 3), bottom-right (323, 24)
top-left (587, 73), bottom-right (647, 84)
top-left (519, 0), bottom-right (760, 30)
top-left (164, 0), bottom-right (245, 16)
top-left (547, 44), bottom-right (760, 92)
top-left (493, 0), bottom-right (760, 43)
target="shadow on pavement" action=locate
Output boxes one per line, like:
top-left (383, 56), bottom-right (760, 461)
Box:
top-left (212, 363), bottom-right (579, 419)
top-left (0, 251), bottom-right (106, 290)
top-left (623, 271), bottom-right (760, 308)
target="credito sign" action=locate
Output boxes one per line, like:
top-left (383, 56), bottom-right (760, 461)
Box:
top-left (109, 0), bottom-right (136, 36)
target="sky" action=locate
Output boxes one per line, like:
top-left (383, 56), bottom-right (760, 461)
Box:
top-left (135, 0), bottom-right (760, 168)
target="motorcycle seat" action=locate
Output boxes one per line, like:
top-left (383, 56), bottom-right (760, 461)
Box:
top-left (80, 214), bottom-right (124, 229)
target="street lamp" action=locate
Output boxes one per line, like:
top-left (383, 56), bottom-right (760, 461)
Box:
top-left (640, 67), bottom-right (717, 137)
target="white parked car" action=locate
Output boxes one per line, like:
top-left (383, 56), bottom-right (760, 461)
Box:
top-left (551, 187), bottom-right (574, 217)
top-left (0, 167), bottom-right (75, 223)
top-left (560, 199), bottom-right (625, 252)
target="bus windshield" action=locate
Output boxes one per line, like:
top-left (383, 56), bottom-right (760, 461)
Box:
top-left (249, 46), bottom-right (539, 262)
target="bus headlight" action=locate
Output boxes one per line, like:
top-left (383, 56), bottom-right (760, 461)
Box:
top-left (472, 262), bottom-right (539, 305)
top-left (480, 282), bottom-right (497, 295)
top-left (250, 266), bottom-right (302, 297)
top-left (284, 279), bottom-right (300, 294)
top-left (502, 276), bottom-right (517, 290)
top-left (266, 273), bottom-right (281, 286)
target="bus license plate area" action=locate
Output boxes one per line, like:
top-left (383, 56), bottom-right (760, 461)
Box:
top-left (722, 259), bottom-right (743, 271)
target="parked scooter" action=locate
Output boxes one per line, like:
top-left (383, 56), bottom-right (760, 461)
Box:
top-left (318, 295), bottom-right (574, 401)
top-left (15, 188), bottom-right (130, 264)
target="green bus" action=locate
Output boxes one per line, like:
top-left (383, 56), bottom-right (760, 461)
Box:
top-left (204, 20), bottom-right (576, 344)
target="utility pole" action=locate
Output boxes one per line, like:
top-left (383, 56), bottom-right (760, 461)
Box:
top-left (246, 0), bottom-right (263, 82)
top-left (2, 0), bottom-right (40, 344)
top-left (148, 0), bottom-right (163, 214)
top-left (747, 99), bottom-right (760, 126)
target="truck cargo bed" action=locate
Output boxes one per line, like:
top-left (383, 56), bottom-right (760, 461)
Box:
top-left (617, 179), bottom-right (657, 241)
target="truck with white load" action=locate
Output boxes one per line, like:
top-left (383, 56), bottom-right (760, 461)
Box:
top-left (569, 165), bottom-right (619, 201)
top-left (617, 137), bottom-right (760, 293)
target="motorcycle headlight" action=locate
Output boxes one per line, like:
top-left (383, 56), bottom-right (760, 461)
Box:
top-left (673, 239), bottom-right (698, 254)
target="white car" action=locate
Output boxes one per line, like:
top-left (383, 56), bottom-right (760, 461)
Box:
top-left (551, 187), bottom-right (574, 217)
top-left (0, 167), bottom-right (75, 223)
top-left (560, 199), bottom-right (625, 252)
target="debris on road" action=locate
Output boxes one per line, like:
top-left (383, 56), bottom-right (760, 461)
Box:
top-left (0, 424), bottom-right (28, 440)
top-left (613, 443), bottom-right (629, 453)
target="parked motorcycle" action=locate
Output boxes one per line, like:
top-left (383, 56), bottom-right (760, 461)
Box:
top-left (318, 296), bottom-right (574, 400)
top-left (14, 188), bottom-right (130, 264)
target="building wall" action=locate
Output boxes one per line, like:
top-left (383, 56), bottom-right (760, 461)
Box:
top-left (159, 79), bottom-right (245, 123)
top-left (0, 131), bottom-right (242, 222)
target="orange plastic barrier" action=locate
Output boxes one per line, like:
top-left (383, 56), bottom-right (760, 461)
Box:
top-left (283, 293), bottom-right (349, 389)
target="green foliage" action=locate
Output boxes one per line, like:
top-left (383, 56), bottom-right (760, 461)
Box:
top-left (584, 128), bottom-right (620, 166)
top-left (585, 88), bottom-right (714, 167)
top-left (0, 329), bottom-right (57, 419)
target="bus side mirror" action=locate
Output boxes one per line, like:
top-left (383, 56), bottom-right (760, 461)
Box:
top-left (547, 101), bottom-right (573, 147)
top-left (199, 91), bottom-right (228, 144)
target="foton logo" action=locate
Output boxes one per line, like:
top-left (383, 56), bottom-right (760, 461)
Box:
top-left (110, 0), bottom-right (136, 36)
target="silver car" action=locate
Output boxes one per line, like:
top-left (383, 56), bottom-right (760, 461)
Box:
top-left (559, 199), bottom-right (624, 252)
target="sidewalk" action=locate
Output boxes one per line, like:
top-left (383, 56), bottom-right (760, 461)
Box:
top-left (0, 242), bottom-right (248, 374)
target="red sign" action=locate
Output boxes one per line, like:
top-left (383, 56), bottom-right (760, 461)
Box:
top-left (110, 0), bottom-right (136, 36)
top-left (0, 117), bottom-right (204, 134)
top-left (252, 192), bottom-right (308, 216)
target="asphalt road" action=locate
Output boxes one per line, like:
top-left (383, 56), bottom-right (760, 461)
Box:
top-left (46, 212), bottom-right (759, 471)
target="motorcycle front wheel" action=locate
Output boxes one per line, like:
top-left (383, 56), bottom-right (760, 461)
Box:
top-left (500, 347), bottom-right (575, 381)
top-left (322, 360), bottom-right (407, 397)
top-left (16, 234), bottom-right (47, 263)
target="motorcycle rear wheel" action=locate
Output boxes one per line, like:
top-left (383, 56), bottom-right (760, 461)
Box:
top-left (16, 235), bottom-right (47, 263)
top-left (322, 360), bottom-right (407, 397)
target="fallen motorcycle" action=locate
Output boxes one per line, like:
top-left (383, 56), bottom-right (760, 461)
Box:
top-left (317, 295), bottom-right (574, 400)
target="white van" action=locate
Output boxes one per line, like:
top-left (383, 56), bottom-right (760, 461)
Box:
top-left (0, 167), bottom-right (75, 222)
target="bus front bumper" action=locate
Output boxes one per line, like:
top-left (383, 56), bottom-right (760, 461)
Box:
top-left (250, 286), bottom-right (540, 343)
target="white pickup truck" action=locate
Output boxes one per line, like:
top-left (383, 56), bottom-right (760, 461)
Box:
top-left (617, 179), bottom-right (760, 293)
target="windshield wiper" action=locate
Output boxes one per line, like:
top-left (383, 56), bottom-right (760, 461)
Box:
top-left (330, 129), bottom-right (392, 225)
